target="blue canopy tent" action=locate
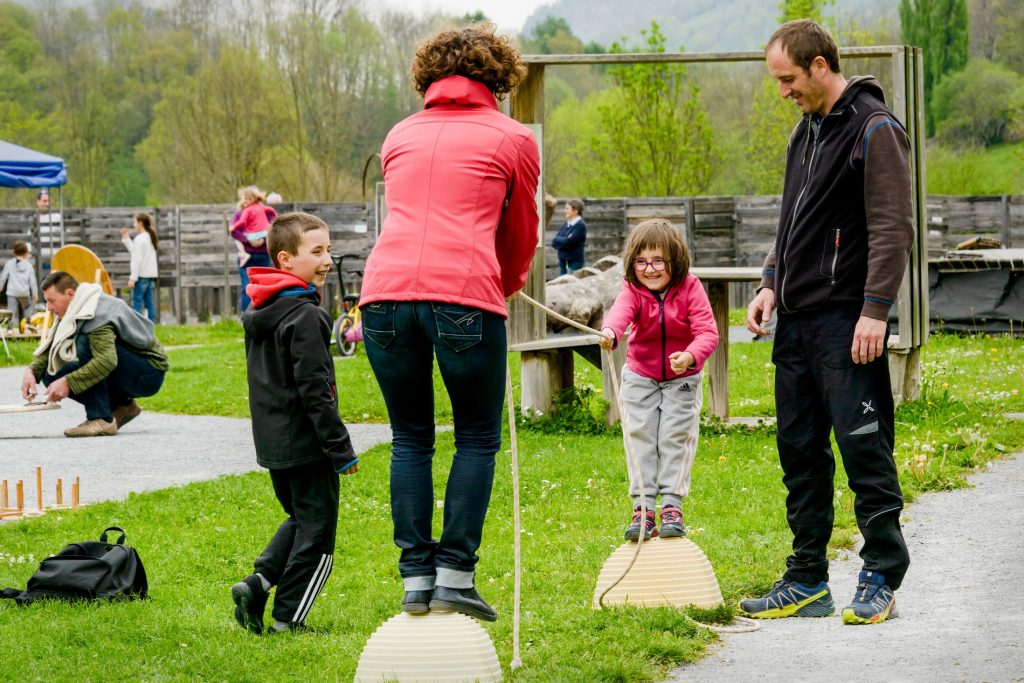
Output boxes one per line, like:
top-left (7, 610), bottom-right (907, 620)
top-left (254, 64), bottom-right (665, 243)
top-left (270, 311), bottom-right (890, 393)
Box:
top-left (0, 140), bottom-right (67, 188)
top-left (0, 140), bottom-right (69, 287)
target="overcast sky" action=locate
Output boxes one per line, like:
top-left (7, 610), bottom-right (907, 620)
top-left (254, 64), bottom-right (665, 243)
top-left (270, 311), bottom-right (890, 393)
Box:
top-left (378, 0), bottom-right (555, 33)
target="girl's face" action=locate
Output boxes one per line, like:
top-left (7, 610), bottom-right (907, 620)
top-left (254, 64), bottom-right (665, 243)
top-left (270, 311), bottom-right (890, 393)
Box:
top-left (633, 247), bottom-right (670, 291)
top-left (134, 220), bottom-right (145, 233)
top-left (564, 203), bottom-right (578, 220)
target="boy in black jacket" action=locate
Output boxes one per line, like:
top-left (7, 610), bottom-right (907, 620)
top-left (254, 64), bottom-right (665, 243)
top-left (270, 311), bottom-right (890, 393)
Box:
top-left (231, 212), bottom-right (359, 635)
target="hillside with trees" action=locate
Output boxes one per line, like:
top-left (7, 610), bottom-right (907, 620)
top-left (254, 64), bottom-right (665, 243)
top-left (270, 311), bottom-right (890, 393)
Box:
top-left (0, 0), bottom-right (1020, 209)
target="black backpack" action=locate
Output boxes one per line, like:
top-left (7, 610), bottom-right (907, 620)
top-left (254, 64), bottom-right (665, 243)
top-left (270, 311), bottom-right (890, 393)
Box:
top-left (0, 527), bottom-right (148, 605)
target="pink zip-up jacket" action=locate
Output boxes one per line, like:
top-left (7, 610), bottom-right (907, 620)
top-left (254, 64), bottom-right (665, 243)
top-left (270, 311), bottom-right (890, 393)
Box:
top-left (601, 275), bottom-right (720, 381)
top-left (360, 75), bottom-right (541, 317)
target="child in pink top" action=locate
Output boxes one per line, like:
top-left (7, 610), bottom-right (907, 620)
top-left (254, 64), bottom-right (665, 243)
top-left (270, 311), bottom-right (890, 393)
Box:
top-left (599, 219), bottom-right (719, 542)
top-left (232, 186), bottom-right (276, 267)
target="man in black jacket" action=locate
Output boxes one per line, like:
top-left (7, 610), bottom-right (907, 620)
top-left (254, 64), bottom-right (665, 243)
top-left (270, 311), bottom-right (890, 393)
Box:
top-left (742, 20), bottom-right (914, 625)
top-left (230, 212), bottom-right (358, 635)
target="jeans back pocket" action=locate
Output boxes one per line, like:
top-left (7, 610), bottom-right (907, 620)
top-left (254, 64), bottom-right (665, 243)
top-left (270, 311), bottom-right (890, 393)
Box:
top-left (361, 301), bottom-right (397, 350)
top-left (432, 303), bottom-right (483, 352)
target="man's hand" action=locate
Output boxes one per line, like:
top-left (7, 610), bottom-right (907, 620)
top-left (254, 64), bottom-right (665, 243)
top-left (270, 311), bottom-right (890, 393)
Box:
top-left (341, 462), bottom-right (360, 475)
top-left (21, 369), bottom-right (38, 402)
top-left (669, 351), bottom-right (694, 375)
top-left (851, 316), bottom-right (887, 364)
top-left (45, 376), bottom-right (70, 403)
top-left (598, 327), bottom-right (616, 350)
top-left (746, 288), bottom-right (776, 336)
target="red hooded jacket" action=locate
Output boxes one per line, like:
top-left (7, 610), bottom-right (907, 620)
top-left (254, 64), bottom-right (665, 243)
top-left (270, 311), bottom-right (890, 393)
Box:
top-left (360, 75), bottom-right (541, 317)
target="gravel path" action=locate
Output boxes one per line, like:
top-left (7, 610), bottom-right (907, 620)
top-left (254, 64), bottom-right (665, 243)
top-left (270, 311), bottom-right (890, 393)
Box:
top-left (0, 367), bottom-right (393, 509)
top-left (672, 442), bottom-right (1024, 682)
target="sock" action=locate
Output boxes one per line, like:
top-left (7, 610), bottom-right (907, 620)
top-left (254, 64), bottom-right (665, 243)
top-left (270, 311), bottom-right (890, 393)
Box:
top-left (255, 573), bottom-right (271, 592)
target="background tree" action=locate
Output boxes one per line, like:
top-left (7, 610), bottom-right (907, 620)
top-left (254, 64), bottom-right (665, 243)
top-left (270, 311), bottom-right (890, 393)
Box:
top-left (589, 22), bottom-right (718, 196)
top-left (932, 58), bottom-right (1024, 147)
top-left (900, 0), bottom-right (969, 136)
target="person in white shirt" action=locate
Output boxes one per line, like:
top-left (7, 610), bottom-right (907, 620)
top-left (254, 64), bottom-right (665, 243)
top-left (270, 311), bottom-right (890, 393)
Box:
top-left (119, 212), bottom-right (159, 321)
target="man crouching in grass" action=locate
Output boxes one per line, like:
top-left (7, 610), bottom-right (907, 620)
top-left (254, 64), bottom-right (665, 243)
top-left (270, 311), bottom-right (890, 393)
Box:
top-left (231, 212), bottom-right (359, 635)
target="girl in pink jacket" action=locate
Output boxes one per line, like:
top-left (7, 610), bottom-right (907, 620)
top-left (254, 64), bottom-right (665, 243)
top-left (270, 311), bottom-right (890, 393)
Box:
top-left (599, 219), bottom-right (719, 542)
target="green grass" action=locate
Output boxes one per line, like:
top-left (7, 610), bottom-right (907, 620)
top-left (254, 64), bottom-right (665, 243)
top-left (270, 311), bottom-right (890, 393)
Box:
top-left (1, 319), bottom-right (1023, 680)
top-left (926, 140), bottom-right (1024, 195)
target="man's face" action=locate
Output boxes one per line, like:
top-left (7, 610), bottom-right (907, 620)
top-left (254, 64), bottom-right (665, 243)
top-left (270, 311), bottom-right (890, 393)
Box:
top-left (766, 44), bottom-right (829, 116)
top-left (279, 228), bottom-right (332, 288)
top-left (37, 193), bottom-right (50, 211)
top-left (43, 286), bottom-right (75, 318)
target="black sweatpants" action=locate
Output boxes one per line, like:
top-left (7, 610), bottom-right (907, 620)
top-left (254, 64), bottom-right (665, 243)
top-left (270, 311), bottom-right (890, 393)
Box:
top-left (254, 458), bottom-right (340, 624)
top-left (773, 307), bottom-right (910, 590)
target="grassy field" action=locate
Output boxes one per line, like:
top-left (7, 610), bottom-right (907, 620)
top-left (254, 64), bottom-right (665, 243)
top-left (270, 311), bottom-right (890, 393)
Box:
top-left (926, 140), bottom-right (1024, 195)
top-left (1, 320), bottom-right (1022, 680)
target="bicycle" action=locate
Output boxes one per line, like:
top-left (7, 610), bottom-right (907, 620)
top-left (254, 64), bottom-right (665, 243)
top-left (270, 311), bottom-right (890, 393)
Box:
top-left (331, 253), bottom-right (364, 356)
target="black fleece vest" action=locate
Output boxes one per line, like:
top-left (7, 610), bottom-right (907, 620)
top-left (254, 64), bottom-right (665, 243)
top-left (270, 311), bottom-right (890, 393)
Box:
top-left (773, 84), bottom-right (900, 314)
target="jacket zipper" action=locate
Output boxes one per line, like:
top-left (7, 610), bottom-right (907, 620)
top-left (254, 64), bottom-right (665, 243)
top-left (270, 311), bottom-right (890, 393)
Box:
top-left (778, 109), bottom-right (843, 311)
top-left (659, 295), bottom-right (667, 381)
top-left (830, 228), bottom-right (841, 284)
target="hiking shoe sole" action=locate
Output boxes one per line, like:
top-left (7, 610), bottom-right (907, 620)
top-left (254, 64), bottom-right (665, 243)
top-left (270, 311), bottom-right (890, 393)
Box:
top-left (231, 582), bottom-right (264, 634)
top-left (842, 600), bottom-right (898, 625)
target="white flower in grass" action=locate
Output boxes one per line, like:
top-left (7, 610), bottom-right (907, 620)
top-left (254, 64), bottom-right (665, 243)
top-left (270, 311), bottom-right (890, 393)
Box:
top-left (436, 500), bottom-right (444, 509)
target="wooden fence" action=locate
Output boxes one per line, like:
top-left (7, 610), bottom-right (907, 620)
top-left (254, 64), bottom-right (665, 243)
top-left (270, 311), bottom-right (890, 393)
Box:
top-left (1, 194), bottom-right (1020, 321)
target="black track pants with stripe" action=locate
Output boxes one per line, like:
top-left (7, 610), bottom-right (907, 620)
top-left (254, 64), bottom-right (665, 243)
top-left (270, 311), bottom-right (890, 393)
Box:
top-left (255, 458), bottom-right (340, 624)
top-left (773, 307), bottom-right (910, 590)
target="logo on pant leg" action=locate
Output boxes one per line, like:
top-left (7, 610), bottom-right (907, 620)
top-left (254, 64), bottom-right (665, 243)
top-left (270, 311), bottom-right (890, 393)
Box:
top-left (678, 383), bottom-right (690, 392)
top-left (861, 400), bottom-right (875, 414)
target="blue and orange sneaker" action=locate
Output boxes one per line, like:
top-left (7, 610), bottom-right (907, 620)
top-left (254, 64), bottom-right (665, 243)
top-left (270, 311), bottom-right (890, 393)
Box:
top-left (738, 579), bottom-right (835, 619)
top-left (842, 570), bottom-right (897, 624)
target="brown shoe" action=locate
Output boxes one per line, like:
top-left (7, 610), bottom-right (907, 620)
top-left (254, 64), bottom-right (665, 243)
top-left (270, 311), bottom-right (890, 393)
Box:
top-left (112, 400), bottom-right (142, 429)
top-left (64, 418), bottom-right (118, 438)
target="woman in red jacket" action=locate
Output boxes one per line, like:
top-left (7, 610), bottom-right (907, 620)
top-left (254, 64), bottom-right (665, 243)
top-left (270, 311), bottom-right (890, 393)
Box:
top-left (360, 25), bottom-right (540, 622)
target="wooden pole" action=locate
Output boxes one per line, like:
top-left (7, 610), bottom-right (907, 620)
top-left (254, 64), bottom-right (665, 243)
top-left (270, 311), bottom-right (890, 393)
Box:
top-left (36, 466), bottom-right (43, 511)
top-left (56, 478), bottom-right (63, 507)
top-left (72, 477), bottom-right (80, 509)
top-left (16, 480), bottom-right (24, 511)
top-left (2, 479), bottom-right (8, 509)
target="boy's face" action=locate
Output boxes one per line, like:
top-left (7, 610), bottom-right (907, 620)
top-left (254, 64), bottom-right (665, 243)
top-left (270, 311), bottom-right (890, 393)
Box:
top-left (278, 228), bottom-right (332, 288)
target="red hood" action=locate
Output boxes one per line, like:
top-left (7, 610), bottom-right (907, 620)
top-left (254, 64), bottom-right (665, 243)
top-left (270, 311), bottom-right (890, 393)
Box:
top-left (423, 75), bottom-right (498, 110)
top-left (246, 267), bottom-right (318, 308)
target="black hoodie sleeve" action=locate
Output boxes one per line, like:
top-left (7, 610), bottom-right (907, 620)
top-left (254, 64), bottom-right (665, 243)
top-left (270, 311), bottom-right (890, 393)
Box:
top-left (287, 305), bottom-right (356, 471)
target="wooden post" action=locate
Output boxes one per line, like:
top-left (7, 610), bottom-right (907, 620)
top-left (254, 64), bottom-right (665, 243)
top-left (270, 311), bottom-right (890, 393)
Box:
top-left (222, 212), bottom-right (232, 318)
top-left (2, 479), bottom-right (7, 509)
top-left (175, 206), bottom-right (185, 323)
top-left (154, 209), bottom-right (162, 324)
top-left (56, 478), bottom-right (63, 507)
top-left (1001, 195), bottom-right (1012, 248)
top-left (36, 466), bottom-right (43, 511)
top-left (601, 342), bottom-right (627, 426)
top-left (508, 65), bottom-right (547, 347)
top-left (705, 281), bottom-right (729, 420)
top-left (16, 480), bottom-right (24, 512)
top-left (72, 477), bottom-right (80, 509)
top-left (520, 350), bottom-right (564, 416)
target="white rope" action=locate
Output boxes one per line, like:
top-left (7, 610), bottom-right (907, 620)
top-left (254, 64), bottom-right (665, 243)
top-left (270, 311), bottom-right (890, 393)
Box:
top-left (505, 359), bottom-right (523, 670)
top-left (511, 291), bottom-right (760, 633)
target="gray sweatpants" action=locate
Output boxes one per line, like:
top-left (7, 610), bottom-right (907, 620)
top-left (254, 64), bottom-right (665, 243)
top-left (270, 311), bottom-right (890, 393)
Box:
top-left (620, 366), bottom-right (703, 510)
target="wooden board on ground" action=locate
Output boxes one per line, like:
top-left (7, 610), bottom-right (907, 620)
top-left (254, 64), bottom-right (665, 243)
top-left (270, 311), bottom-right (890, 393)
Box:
top-left (51, 244), bottom-right (114, 295)
top-left (0, 402), bottom-right (61, 414)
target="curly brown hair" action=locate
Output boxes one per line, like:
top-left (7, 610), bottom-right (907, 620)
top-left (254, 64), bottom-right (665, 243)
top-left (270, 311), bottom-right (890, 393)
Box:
top-left (411, 24), bottom-right (526, 100)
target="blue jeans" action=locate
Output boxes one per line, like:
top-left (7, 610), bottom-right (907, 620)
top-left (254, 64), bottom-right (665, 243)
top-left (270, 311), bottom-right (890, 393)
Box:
top-left (131, 277), bottom-right (156, 322)
top-left (44, 335), bottom-right (166, 421)
top-left (558, 259), bottom-right (584, 276)
top-left (361, 300), bottom-right (506, 587)
top-left (239, 252), bottom-right (272, 312)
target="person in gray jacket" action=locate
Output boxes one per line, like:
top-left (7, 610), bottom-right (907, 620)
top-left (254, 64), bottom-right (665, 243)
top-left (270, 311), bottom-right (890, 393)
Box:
top-left (0, 241), bottom-right (38, 330)
top-left (743, 19), bottom-right (914, 626)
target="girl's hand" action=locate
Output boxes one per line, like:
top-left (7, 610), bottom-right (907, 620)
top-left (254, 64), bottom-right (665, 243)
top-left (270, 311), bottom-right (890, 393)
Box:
top-left (120, 228), bottom-right (131, 239)
top-left (128, 279), bottom-right (136, 289)
top-left (598, 327), bottom-right (616, 350)
top-left (248, 237), bottom-right (265, 248)
top-left (669, 351), bottom-right (694, 375)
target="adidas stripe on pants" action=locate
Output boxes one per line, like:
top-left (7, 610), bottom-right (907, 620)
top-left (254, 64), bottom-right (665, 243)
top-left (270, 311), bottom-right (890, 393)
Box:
top-left (254, 458), bottom-right (340, 624)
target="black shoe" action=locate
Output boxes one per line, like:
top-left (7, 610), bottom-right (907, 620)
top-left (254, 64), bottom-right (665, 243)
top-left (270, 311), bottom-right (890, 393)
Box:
top-left (402, 589), bottom-right (432, 614)
top-left (231, 575), bottom-right (269, 635)
top-left (268, 621), bottom-right (319, 635)
top-left (429, 585), bottom-right (497, 622)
